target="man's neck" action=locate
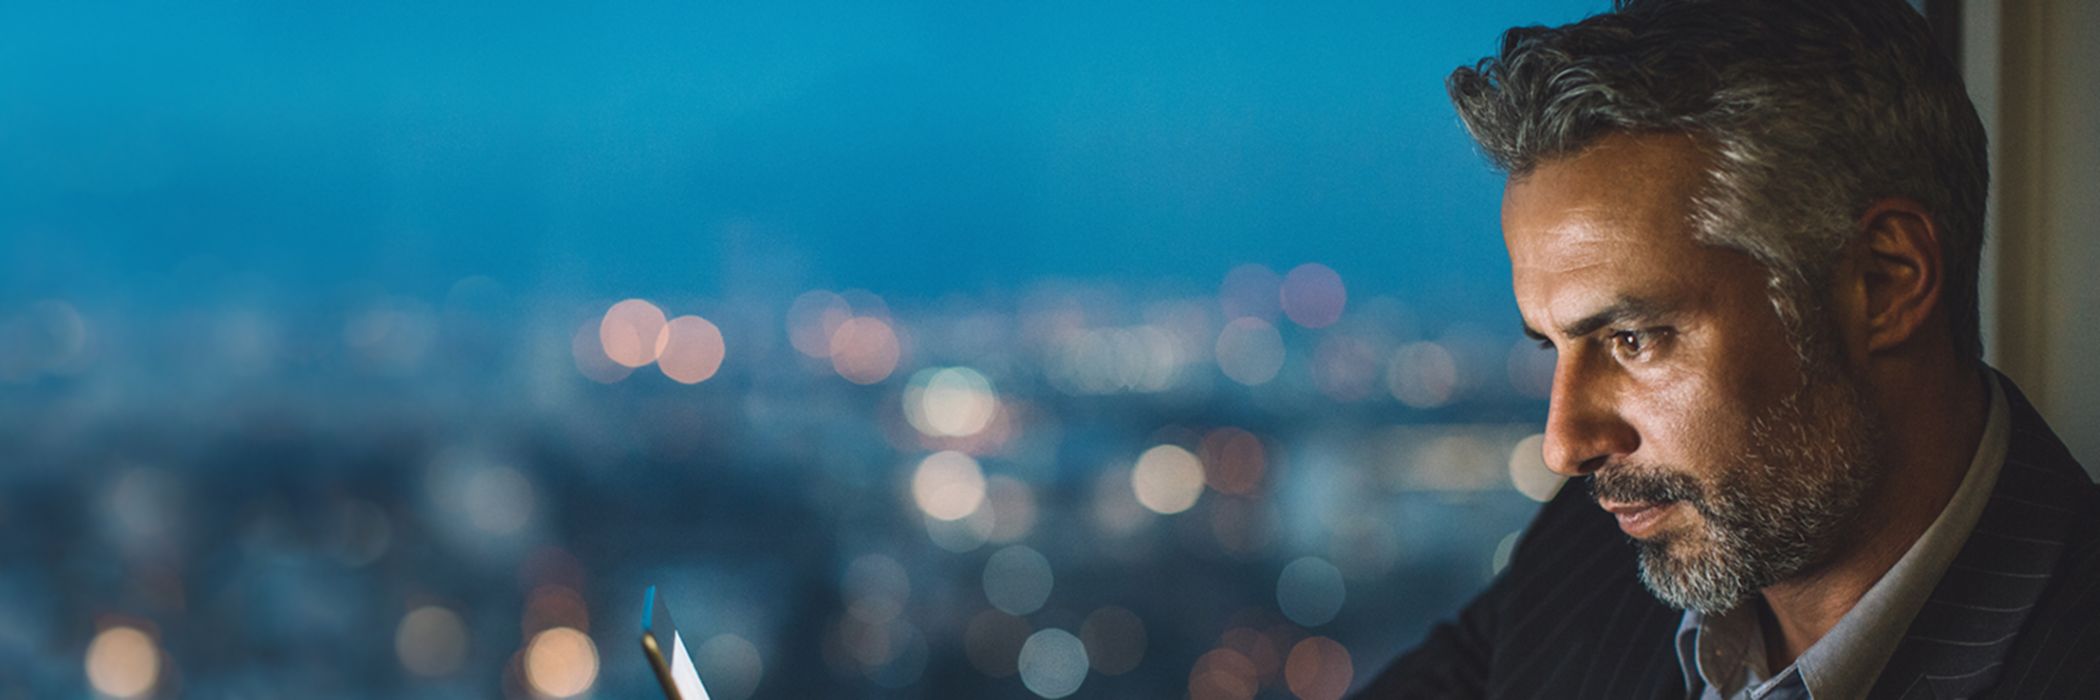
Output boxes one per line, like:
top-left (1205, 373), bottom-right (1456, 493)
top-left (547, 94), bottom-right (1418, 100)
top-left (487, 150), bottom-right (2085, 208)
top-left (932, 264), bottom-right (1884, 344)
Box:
top-left (1754, 365), bottom-right (1992, 670)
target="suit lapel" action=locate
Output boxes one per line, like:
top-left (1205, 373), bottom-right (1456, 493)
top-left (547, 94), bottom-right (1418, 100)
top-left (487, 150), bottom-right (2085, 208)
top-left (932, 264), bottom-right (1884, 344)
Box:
top-left (1865, 376), bottom-right (2089, 700)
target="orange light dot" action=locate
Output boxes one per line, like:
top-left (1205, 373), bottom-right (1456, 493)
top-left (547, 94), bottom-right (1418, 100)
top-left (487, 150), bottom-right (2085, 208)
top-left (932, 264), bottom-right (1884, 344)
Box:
top-left (523, 627), bottom-right (599, 698)
top-left (599, 299), bottom-right (668, 368)
top-left (657, 315), bottom-right (727, 384)
top-left (1189, 647), bottom-right (1259, 700)
top-left (85, 626), bottom-right (160, 698)
top-left (1284, 636), bottom-right (1354, 700)
top-left (830, 317), bottom-right (901, 385)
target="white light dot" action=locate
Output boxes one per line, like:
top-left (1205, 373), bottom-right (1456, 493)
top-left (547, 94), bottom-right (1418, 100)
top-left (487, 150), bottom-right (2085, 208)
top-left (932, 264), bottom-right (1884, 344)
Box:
top-left (599, 299), bottom-right (668, 368)
top-left (1132, 445), bottom-right (1205, 515)
top-left (1507, 433), bottom-right (1563, 502)
top-left (1280, 263), bottom-right (1347, 329)
top-left (85, 626), bottom-right (159, 698)
top-left (696, 633), bottom-right (765, 700)
top-left (1215, 318), bottom-right (1285, 386)
top-left (462, 465), bottom-right (534, 535)
top-left (523, 627), bottom-right (599, 698)
top-left (1277, 556), bottom-right (1346, 627)
top-left (983, 545), bottom-right (1055, 616)
top-left (1018, 628), bottom-right (1090, 699)
top-left (1219, 264), bottom-right (1283, 321)
top-left (396, 606), bottom-right (469, 678)
top-left (912, 451), bottom-right (987, 521)
top-left (904, 367), bottom-right (998, 437)
top-left (656, 315), bottom-right (726, 384)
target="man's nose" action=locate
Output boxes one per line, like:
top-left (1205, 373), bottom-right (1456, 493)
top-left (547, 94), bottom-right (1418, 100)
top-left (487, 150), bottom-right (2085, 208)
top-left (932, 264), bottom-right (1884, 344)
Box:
top-left (1541, 361), bottom-right (1639, 477)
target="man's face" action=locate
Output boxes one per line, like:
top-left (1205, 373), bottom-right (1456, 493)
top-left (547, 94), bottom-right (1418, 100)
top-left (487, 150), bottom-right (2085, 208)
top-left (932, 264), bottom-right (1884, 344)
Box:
top-left (1503, 133), bottom-right (1885, 613)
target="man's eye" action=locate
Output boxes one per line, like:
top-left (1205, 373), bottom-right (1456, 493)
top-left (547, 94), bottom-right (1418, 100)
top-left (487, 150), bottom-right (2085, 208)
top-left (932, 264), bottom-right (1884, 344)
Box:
top-left (1609, 330), bottom-right (1646, 358)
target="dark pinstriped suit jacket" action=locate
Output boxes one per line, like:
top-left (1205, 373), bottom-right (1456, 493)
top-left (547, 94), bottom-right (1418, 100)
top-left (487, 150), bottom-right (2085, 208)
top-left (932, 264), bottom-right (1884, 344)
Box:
top-left (1355, 376), bottom-right (2100, 699)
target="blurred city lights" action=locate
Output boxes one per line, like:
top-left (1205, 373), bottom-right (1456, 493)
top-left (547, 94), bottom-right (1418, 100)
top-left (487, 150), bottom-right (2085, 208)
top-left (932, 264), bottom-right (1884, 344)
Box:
top-left (924, 508), bottom-right (997, 553)
top-left (1276, 556), bottom-right (1346, 627)
top-left (911, 451), bottom-right (988, 521)
top-left (344, 298), bottom-right (440, 374)
top-left (1219, 264), bottom-right (1283, 322)
top-left (1219, 625), bottom-right (1285, 687)
top-left (523, 584), bottom-right (591, 635)
top-left (1017, 628), bottom-right (1089, 699)
top-left (1215, 318), bottom-right (1285, 386)
top-left (982, 545), bottom-right (1054, 616)
top-left (1284, 636), bottom-right (1354, 700)
top-left (1090, 467), bottom-right (1153, 537)
top-left (656, 315), bottom-right (727, 384)
top-left (395, 606), bottom-right (469, 678)
top-left (1200, 428), bottom-right (1268, 496)
top-left (964, 609), bottom-right (1032, 678)
top-left (787, 290), bottom-right (853, 359)
top-left (1386, 341), bottom-right (1459, 408)
top-left (1132, 445), bottom-right (1205, 515)
top-left (1189, 647), bottom-right (1260, 700)
top-left (1078, 606), bottom-right (1147, 676)
top-left (570, 318), bottom-right (634, 384)
top-left (599, 299), bottom-right (669, 368)
top-left (695, 633), bottom-right (764, 700)
top-left (829, 317), bottom-right (902, 385)
top-left (1280, 263), bottom-right (1347, 329)
top-left (903, 367), bottom-right (998, 437)
top-left (522, 626), bottom-right (598, 698)
top-left (84, 625), bottom-right (160, 698)
top-left (1507, 433), bottom-right (1563, 502)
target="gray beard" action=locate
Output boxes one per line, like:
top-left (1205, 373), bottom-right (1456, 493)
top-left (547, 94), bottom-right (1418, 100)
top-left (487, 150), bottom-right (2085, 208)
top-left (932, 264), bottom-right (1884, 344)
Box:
top-left (1594, 370), bottom-right (1885, 614)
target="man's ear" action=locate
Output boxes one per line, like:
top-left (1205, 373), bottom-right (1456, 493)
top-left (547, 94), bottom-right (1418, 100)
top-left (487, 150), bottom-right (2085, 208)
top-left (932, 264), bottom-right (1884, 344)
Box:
top-left (1851, 198), bottom-right (1945, 354)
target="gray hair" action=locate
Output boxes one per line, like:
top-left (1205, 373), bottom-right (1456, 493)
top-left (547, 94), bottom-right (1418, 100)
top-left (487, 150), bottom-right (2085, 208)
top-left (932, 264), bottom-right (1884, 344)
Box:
top-left (1450, 0), bottom-right (1989, 361)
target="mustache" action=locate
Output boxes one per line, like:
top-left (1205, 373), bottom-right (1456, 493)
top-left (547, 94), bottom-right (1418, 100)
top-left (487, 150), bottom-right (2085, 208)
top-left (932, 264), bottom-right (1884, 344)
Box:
top-left (1588, 464), bottom-right (1704, 506)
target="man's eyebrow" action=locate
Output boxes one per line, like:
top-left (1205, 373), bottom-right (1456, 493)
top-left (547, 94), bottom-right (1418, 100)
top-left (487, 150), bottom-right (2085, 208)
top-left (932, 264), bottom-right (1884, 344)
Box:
top-left (1520, 297), bottom-right (1674, 342)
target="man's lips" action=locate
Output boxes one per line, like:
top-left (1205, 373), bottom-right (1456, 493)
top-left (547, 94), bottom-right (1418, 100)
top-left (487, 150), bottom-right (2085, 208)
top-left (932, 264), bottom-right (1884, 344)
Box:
top-left (1599, 499), bottom-right (1680, 538)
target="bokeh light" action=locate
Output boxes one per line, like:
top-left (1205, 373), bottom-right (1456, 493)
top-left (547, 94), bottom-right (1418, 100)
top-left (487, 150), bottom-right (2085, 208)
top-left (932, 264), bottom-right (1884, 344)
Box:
top-left (844, 554), bottom-right (912, 625)
top-left (904, 367), bottom-right (998, 437)
top-left (911, 451), bottom-right (987, 521)
top-left (598, 299), bottom-right (669, 368)
top-left (788, 290), bottom-right (853, 359)
top-left (982, 545), bottom-right (1054, 616)
top-left (982, 476), bottom-right (1039, 544)
top-left (1078, 606), bottom-right (1147, 676)
top-left (656, 315), bottom-right (727, 384)
top-left (830, 317), bottom-right (902, 384)
top-left (1284, 636), bottom-right (1354, 700)
top-left (1277, 556), bottom-right (1346, 627)
top-left (1017, 628), bottom-right (1089, 699)
top-left (570, 318), bottom-right (634, 383)
top-left (1215, 318), bottom-right (1286, 386)
top-left (523, 626), bottom-right (598, 698)
top-left (1507, 433), bottom-right (1563, 502)
top-left (1200, 428), bottom-right (1268, 496)
top-left (1132, 445), bottom-right (1205, 515)
top-left (695, 633), bottom-right (764, 700)
top-left (1219, 264), bottom-right (1283, 322)
top-left (1189, 647), bottom-right (1259, 700)
top-left (1386, 341), bottom-right (1459, 408)
top-left (1280, 263), bottom-right (1346, 329)
top-left (462, 465), bottom-right (535, 536)
top-left (396, 606), bottom-right (469, 678)
top-left (84, 625), bottom-right (160, 698)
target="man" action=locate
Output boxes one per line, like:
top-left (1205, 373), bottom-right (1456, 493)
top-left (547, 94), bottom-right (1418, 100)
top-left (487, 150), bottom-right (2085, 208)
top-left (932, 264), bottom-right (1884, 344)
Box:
top-left (1354, 0), bottom-right (2100, 698)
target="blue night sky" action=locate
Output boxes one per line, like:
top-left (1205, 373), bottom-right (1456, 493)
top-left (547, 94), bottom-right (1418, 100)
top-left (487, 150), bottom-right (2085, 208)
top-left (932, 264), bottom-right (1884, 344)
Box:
top-left (0, 0), bottom-right (1604, 317)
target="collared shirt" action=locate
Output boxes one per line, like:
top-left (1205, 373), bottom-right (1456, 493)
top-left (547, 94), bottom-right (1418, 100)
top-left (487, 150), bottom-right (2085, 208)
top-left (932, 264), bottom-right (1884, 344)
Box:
top-left (1675, 376), bottom-right (2012, 700)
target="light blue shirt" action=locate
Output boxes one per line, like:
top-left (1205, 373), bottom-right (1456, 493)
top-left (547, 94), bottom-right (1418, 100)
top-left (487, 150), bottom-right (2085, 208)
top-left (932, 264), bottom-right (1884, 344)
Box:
top-left (1675, 376), bottom-right (2011, 700)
